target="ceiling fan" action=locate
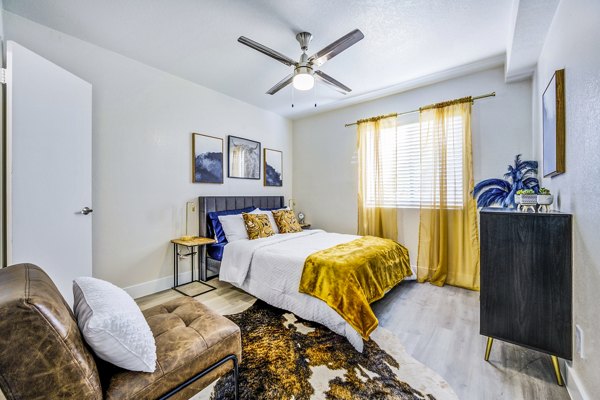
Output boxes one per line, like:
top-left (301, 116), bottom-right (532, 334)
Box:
top-left (237, 29), bottom-right (364, 95)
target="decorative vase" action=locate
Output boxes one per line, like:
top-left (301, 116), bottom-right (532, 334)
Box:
top-left (521, 194), bottom-right (538, 204)
top-left (537, 194), bottom-right (554, 213)
top-left (515, 194), bottom-right (522, 205)
top-left (517, 194), bottom-right (537, 212)
top-left (537, 194), bottom-right (553, 205)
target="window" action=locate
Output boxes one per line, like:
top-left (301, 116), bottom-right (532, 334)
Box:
top-left (364, 115), bottom-right (464, 208)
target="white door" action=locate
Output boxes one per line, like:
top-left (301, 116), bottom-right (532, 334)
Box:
top-left (6, 41), bottom-right (92, 307)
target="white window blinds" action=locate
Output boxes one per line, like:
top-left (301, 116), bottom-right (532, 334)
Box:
top-left (364, 115), bottom-right (464, 208)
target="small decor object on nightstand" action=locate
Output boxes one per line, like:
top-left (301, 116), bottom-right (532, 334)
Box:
top-left (180, 201), bottom-right (196, 241)
top-left (537, 187), bottom-right (554, 213)
top-left (300, 223), bottom-right (311, 230)
top-left (297, 211), bottom-right (305, 224)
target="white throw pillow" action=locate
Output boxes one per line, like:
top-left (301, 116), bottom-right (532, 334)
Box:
top-left (218, 213), bottom-right (250, 242)
top-left (73, 277), bottom-right (157, 372)
top-left (250, 209), bottom-right (280, 234)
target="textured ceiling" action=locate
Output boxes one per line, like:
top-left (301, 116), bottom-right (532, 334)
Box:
top-left (505, 0), bottom-right (560, 81)
top-left (3, 0), bottom-right (513, 118)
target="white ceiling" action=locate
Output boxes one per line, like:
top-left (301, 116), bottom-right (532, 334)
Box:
top-left (505, 0), bottom-right (559, 82)
top-left (4, 0), bottom-right (517, 118)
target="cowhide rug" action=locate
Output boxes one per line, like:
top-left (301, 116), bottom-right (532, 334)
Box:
top-left (197, 300), bottom-right (457, 400)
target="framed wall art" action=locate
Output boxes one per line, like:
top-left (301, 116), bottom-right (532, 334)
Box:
top-left (542, 69), bottom-right (566, 177)
top-left (228, 135), bottom-right (261, 179)
top-left (264, 148), bottom-right (283, 187)
top-left (192, 133), bottom-right (223, 184)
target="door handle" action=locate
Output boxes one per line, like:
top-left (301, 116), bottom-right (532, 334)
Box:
top-left (80, 207), bottom-right (93, 215)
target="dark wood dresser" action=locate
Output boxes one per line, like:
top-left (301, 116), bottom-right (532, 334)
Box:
top-left (479, 208), bottom-right (572, 385)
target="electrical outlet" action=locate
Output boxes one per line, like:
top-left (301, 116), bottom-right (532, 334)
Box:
top-left (575, 324), bottom-right (585, 359)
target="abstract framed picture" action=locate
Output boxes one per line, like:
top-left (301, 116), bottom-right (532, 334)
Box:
top-left (228, 135), bottom-right (261, 179)
top-left (192, 133), bottom-right (223, 184)
top-left (542, 69), bottom-right (566, 177)
top-left (264, 148), bottom-right (283, 187)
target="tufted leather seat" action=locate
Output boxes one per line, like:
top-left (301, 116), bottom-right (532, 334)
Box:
top-left (0, 264), bottom-right (241, 400)
top-left (102, 297), bottom-right (242, 399)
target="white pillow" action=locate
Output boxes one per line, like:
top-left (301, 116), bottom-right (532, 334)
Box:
top-left (249, 209), bottom-right (279, 234)
top-left (73, 277), bottom-right (157, 372)
top-left (218, 213), bottom-right (249, 242)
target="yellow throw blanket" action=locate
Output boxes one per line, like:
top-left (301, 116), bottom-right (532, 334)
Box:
top-left (299, 236), bottom-right (411, 340)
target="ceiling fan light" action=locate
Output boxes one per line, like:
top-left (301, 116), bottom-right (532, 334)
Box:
top-left (293, 72), bottom-right (314, 91)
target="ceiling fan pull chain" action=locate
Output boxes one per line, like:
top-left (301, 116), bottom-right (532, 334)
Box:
top-left (314, 81), bottom-right (317, 108)
top-left (291, 84), bottom-right (295, 108)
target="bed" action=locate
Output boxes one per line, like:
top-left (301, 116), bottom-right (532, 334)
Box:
top-left (198, 196), bottom-right (411, 352)
top-left (198, 196), bottom-right (285, 278)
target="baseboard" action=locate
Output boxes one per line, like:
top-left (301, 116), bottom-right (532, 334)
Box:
top-left (405, 265), bottom-right (417, 280)
top-left (124, 271), bottom-right (192, 299)
top-left (565, 362), bottom-right (590, 400)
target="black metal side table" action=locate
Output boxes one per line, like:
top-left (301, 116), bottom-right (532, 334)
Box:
top-left (171, 236), bottom-right (216, 297)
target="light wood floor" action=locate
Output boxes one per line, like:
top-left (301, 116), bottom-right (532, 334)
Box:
top-left (137, 279), bottom-right (571, 400)
top-left (136, 280), bottom-right (256, 314)
top-left (372, 282), bottom-right (570, 400)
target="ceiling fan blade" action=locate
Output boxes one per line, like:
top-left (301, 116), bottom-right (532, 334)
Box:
top-left (308, 29), bottom-right (364, 67)
top-left (314, 71), bottom-right (351, 94)
top-left (238, 36), bottom-right (297, 67)
top-left (266, 74), bottom-right (294, 95)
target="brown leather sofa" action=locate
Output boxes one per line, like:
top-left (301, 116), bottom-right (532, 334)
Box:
top-left (0, 263), bottom-right (241, 400)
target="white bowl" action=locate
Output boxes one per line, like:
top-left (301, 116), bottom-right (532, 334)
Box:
top-left (537, 194), bottom-right (554, 205)
top-left (519, 194), bottom-right (538, 205)
top-left (515, 194), bottom-right (522, 204)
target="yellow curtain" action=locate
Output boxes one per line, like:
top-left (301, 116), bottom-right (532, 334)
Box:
top-left (417, 98), bottom-right (480, 290)
top-left (357, 115), bottom-right (398, 240)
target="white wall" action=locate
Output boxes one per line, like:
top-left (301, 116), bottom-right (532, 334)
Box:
top-left (293, 67), bottom-right (532, 262)
top-left (532, 0), bottom-right (600, 397)
top-left (4, 12), bottom-right (292, 297)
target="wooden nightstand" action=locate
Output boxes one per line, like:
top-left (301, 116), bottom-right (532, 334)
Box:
top-left (171, 236), bottom-right (216, 297)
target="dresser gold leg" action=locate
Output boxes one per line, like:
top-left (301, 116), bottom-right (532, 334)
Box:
top-left (484, 337), bottom-right (493, 361)
top-left (551, 355), bottom-right (564, 386)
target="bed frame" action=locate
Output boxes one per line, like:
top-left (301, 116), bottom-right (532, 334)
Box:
top-left (198, 196), bottom-right (285, 278)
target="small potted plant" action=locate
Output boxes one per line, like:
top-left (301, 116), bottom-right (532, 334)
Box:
top-left (537, 187), bottom-right (553, 212)
top-left (515, 189), bottom-right (537, 205)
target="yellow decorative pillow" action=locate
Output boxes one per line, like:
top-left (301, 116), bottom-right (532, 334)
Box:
top-left (242, 213), bottom-right (275, 240)
top-left (272, 209), bottom-right (303, 234)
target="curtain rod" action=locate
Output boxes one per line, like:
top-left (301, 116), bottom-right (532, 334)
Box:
top-left (344, 91), bottom-right (496, 127)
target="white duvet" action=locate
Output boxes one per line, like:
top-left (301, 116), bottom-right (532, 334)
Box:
top-left (219, 229), bottom-right (366, 351)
